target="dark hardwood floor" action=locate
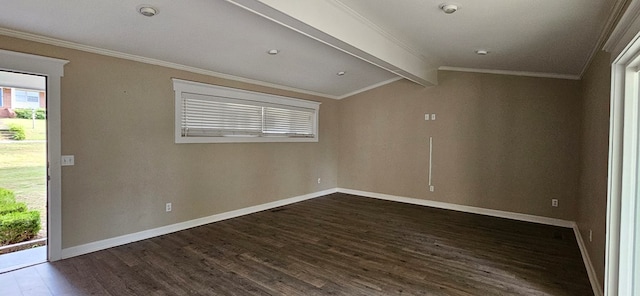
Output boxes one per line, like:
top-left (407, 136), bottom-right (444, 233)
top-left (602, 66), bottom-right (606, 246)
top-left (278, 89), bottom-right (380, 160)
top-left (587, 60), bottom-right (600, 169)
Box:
top-left (0, 193), bottom-right (593, 295)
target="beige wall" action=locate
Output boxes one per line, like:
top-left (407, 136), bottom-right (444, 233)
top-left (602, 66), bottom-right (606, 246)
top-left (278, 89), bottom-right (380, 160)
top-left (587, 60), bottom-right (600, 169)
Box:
top-left (577, 50), bottom-right (611, 287)
top-left (338, 71), bottom-right (583, 219)
top-left (0, 33), bottom-right (612, 280)
top-left (0, 35), bottom-right (339, 248)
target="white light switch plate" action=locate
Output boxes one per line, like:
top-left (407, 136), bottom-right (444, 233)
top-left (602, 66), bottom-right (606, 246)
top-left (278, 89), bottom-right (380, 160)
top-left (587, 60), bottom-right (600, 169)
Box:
top-left (61, 155), bottom-right (74, 166)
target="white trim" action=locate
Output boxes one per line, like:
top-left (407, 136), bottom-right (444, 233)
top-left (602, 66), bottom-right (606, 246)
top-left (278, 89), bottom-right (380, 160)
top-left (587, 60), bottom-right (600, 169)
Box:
top-left (227, 0), bottom-right (438, 86)
top-left (0, 49), bottom-right (67, 262)
top-left (573, 225), bottom-right (605, 296)
top-left (336, 77), bottom-right (402, 99)
top-left (0, 27), bottom-right (341, 100)
top-left (579, 0), bottom-right (628, 79)
top-left (172, 79), bottom-right (320, 144)
top-left (438, 66), bottom-right (580, 80)
top-left (338, 188), bottom-right (603, 294)
top-left (57, 185), bottom-right (602, 295)
top-left (60, 188), bottom-right (337, 259)
top-left (329, 0), bottom-right (436, 66)
top-left (604, 1), bottom-right (640, 57)
top-left (337, 188), bottom-right (574, 227)
top-left (604, 6), bottom-right (640, 293)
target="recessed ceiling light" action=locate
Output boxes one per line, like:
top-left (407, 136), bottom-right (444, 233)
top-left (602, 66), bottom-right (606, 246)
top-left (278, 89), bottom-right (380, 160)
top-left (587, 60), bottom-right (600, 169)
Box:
top-left (267, 49), bottom-right (279, 55)
top-left (439, 3), bottom-right (459, 14)
top-left (475, 49), bottom-right (489, 56)
top-left (337, 71), bottom-right (346, 76)
top-left (138, 6), bottom-right (158, 17)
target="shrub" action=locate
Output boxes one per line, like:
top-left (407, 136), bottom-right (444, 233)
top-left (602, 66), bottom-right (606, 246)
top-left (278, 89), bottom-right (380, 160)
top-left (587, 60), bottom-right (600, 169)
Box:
top-left (7, 123), bottom-right (26, 140)
top-left (14, 108), bottom-right (46, 120)
top-left (0, 188), bottom-right (27, 215)
top-left (0, 202), bottom-right (27, 216)
top-left (13, 109), bottom-right (31, 119)
top-left (0, 211), bottom-right (41, 245)
top-left (0, 188), bottom-right (15, 204)
top-left (0, 188), bottom-right (41, 245)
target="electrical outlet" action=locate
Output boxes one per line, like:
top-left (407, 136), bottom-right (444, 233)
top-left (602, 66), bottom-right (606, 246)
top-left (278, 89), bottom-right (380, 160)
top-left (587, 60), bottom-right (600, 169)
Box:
top-left (165, 202), bottom-right (172, 212)
top-left (589, 229), bottom-right (593, 242)
top-left (317, 178), bottom-right (321, 184)
top-left (552, 199), bottom-right (558, 207)
top-left (429, 185), bottom-right (435, 192)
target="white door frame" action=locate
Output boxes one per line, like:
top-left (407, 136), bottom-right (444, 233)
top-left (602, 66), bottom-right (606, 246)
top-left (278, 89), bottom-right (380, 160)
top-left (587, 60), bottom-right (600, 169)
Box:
top-left (0, 49), bottom-right (68, 261)
top-left (604, 2), bottom-right (640, 293)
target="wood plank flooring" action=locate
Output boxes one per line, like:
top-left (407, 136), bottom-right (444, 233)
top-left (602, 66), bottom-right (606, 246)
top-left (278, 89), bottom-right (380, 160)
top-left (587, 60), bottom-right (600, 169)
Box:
top-left (0, 193), bottom-right (593, 295)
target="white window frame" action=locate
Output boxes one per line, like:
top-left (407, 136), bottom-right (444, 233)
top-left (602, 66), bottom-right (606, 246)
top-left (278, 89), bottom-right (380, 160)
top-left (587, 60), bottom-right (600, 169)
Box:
top-left (173, 79), bottom-right (320, 144)
top-left (0, 87), bottom-right (3, 107)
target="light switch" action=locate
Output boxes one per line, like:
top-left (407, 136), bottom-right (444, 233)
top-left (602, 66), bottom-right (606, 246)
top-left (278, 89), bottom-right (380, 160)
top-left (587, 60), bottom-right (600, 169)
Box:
top-left (425, 114), bottom-right (430, 121)
top-left (61, 155), bottom-right (75, 166)
top-left (431, 114), bottom-right (436, 120)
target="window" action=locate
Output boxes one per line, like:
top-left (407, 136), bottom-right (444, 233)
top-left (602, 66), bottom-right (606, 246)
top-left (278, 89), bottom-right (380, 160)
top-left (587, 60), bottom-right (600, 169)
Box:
top-left (12, 89), bottom-right (40, 109)
top-left (0, 88), bottom-right (3, 107)
top-left (173, 79), bottom-right (320, 143)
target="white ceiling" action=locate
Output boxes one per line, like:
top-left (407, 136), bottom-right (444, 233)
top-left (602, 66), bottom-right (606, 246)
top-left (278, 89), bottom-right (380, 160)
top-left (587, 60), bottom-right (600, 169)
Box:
top-left (0, 0), bottom-right (619, 99)
top-left (335, 0), bottom-right (618, 78)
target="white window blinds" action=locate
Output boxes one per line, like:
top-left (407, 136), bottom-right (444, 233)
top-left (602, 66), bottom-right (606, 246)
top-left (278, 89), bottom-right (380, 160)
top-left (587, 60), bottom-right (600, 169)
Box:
top-left (173, 79), bottom-right (320, 143)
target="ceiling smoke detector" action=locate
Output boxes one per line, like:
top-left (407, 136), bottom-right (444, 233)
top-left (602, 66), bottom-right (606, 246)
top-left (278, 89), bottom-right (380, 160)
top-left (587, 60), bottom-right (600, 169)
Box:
top-left (439, 4), bottom-right (458, 14)
top-left (475, 49), bottom-right (489, 56)
top-left (138, 6), bottom-right (158, 17)
top-left (267, 49), bottom-right (279, 55)
top-left (337, 71), bottom-right (346, 76)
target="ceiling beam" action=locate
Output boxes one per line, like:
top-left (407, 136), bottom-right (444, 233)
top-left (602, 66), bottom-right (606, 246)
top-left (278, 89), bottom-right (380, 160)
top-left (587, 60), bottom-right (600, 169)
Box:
top-left (226, 0), bottom-right (439, 86)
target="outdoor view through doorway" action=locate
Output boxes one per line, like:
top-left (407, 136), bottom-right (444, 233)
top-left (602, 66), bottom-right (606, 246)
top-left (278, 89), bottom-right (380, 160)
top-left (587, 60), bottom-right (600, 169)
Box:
top-left (0, 71), bottom-right (47, 272)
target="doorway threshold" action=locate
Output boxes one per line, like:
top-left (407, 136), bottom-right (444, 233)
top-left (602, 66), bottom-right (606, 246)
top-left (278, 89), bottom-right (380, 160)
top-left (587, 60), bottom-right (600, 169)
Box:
top-left (0, 245), bottom-right (46, 274)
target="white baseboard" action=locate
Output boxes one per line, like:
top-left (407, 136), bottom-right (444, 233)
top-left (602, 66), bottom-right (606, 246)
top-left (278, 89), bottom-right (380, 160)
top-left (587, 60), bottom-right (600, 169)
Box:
top-left (59, 186), bottom-right (603, 296)
top-left (337, 188), bottom-right (575, 228)
top-left (572, 224), bottom-right (604, 296)
top-left (337, 188), bottom-right (602, 295)
top-left (60, 188), bottom-right (337, 259)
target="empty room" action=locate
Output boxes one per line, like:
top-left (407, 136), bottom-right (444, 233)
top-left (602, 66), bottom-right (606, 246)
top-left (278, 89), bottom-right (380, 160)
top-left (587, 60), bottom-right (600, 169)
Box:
top-left (0, 0), bottom-right (638, 295)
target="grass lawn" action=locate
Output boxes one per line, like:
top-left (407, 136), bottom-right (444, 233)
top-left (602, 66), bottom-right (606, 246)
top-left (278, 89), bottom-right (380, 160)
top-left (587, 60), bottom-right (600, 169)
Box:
top-left (0, 118), bottom-right (47, 238)
top-left (0, 118), bottom-right (47, 140)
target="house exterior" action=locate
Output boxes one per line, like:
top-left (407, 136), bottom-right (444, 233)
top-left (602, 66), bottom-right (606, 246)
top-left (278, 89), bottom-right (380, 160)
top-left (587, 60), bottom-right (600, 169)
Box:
top-left (0, 87), bottom-right (46, 118)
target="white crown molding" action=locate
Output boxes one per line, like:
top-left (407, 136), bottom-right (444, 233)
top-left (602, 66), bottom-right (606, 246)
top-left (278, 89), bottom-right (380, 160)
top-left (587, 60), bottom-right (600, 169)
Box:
top-left (579, 0), bottom-right (629, 78)
top-left (0, 27), bottom-right (341, 100)
top-left (604, 0), bottom-right (640, 58)
top-left (60, 188), bottom-right (338, 259)
top-left (337, 76), bottom-right (403, 99)
top-left (438, 66), bottom-right (581, 80)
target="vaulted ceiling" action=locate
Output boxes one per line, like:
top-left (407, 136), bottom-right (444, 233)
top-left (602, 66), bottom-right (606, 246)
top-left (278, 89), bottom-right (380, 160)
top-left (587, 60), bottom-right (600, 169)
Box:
top-left (0, 0), bottom-right (621, 99)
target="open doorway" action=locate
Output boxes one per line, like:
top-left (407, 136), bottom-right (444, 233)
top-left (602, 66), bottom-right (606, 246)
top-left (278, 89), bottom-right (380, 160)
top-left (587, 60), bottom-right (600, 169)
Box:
top-left (0, 71), bottom-right (47, 272)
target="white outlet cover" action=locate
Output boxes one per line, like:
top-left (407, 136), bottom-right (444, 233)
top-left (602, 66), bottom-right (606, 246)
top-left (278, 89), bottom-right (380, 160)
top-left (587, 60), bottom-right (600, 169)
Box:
top-left (61, 155), bottom-right (74, 166)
